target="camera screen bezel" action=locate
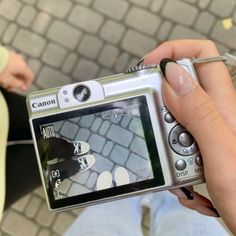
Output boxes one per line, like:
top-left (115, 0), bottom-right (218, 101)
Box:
top-left (32, 95), bottom-right (165, 209)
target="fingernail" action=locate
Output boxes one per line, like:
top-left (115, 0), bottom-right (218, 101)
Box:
top-left (160, 58), bottom-right (196, 96)
top-left (170, 187), bottom-right (194, 200)
top-left (159, 58), bottom-right (177, 77)
top-left (196, 206), bottom-right (220, 217)
top-left (180, 187), bottom-right (194, 200)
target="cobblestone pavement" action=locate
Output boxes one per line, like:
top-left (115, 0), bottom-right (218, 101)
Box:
top-left (0, 0), bottom-right (236, 235)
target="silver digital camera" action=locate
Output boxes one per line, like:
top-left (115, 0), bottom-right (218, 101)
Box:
top-left (27, 59), bottom-right (204, 211)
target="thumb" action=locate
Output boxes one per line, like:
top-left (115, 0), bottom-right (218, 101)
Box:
top-left (161, 59), bottom-right (235, 169)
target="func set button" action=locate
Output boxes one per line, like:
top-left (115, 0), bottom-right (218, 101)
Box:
top-left (195, 156), bottom-right (203, 166)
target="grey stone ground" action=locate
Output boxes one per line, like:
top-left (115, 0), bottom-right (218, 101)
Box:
top-left (0, 0), bottom-right (236, 235)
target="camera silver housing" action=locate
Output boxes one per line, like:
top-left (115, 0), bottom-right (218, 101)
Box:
top-left (27, 59), bottom-right (204, 211)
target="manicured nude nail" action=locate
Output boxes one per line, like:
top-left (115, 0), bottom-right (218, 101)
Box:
top-left (196, 205), bottom-right (220, 217)
top-left (160, 58), bottom-right (197, 96)
top-left (159, 58), bottom-right (177, 77)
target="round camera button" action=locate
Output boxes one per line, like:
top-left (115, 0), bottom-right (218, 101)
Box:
top-left (74, 85), bottom-right (91, 102)
top-left (65, 98), bottom-right (69, 103)
top-left (63, 90), bottom-right (68, 95)
top-left (164, 112), bottom-right (175, 123)
top-left (178, 131), bottom-right (194, 147)
top-left (175, 159), bottom-right (187, 171)
top-left (195, 156), bottom-right (203, 166)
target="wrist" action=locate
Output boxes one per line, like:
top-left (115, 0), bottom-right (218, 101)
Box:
top-left (0, 46), bottom-right (9, 75)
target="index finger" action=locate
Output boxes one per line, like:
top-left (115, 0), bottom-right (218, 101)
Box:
top-left (144, 40), bottom-right (233, 93)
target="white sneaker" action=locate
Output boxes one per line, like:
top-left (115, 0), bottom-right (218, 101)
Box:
top-left (77, 154), bottom-right (95, 173)
top-left (71, 141), bottom-right (90, 160)
top-left (96, 171), bottom-right (113, 191)
top-left (114, 167), bottom-right (130, 186)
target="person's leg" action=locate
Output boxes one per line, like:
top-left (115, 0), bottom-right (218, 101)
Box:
top-left (64, 197), bottom-right (144, 236)
top-left (4, 144), bottom-right (41, 209)
top-left (1, 89), bottom-right (32, 141)
top-left (149, 191), bottom-right (229, 236)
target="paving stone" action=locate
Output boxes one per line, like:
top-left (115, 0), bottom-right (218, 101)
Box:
top-left (21, 0), bottom-right (37, 4)
top-left (0, 18), bottom-right (8, 38)
top-left (17, 5), bottom-right (36, 27)
top-left (31, 12), bottom-right (52, 35)
top-left (128, 0), bottom-right (151, 7)
top-left (98, 68), bottom-right (113, 77)
top-left (198, 0), bottom-right (211, 9)
top-left (194, 11), bottom-right (215, 34)
top-left (38, 228), bottom-right (51, 236)
top-left (129, 117), bottom-right (144, 137)
top-left (91, 153), bottom-right (114, 172)
top-left (107, 124), bottom-right (133, 147)
top-left (2, 211), bottom-right (38, 236)
top-left (34, 187), bottom-right (46, 199)
top-left (70, 208), bottom-right (84, 216)
top-left (68, 5), bottom-right (104, 33)
top-left (0, 0), bottom-right (22, 21)
top-left (88, 133), bottom-right (106, 152)
top-left (100, 20), bottom-right (125, 45)
top-left (37, 0), bottom-right (72, 19)
top-left (130, 136), bottom-right (149, 159)
top-left (57, 178), bottom-right (72, 194)
top-left (71, 170), bottom-right (90, 184)
top-left (91, 117), bottom-right (103, 132)
top-left (99, 120), bottom-right (111, 135)
top-left (73, 0), bottom-right (93, 5)
top-left (13, 29), bottom-right (46, 57)
top-left (2, 23), bottom-right (17, 44)
top-left (150, 0), bottom-right (165, 13)
top-left (60, 121), bottom-right (79, 139)
top-left (52, 213), bottom-right (75, 235)
top-left (211, 21), bottom-right (236, 50)
top-left (169, 25), bottom-right (205, 40)
top-left (79, 114), bottom-right (95, 128)
top-left (161, 0), bottom-right (198, 26)
top-left (209, 0), bottom-right (236, 17)
top-left (42, 43), bottom-right (67, 68)
top-left (102, 141), bottom-right (114, 156)
top-left (125, 7), bottom-right (161, 36)
top-left (37, 66), bottom-right (72, 89)
top-left (93, 0), bottom-right (129, 21)
top-left (27, 58), bottom-right (42, 76)
top-left (126, 153), bottom-right (151, 173)
top-left (62, 52), bottom-right (78, 74)
top-left (121, 115), bottom-right (131, 128)
top-left (110, 144), bottom-right (129, 165)
top-left (78, 34), bottom-right (103, 59)
top-left (183, 0), bottom-right (198, 3)
top-left (36, 203), bottom-right (56, 227)
top-left (68, 182), bottom-right (90, 196)
top-left (86, 172), bottom-right (98, 188)
top-left (11, 195), bottom-right (30, 212)
top-left (114, 52), bottom-right (130, 73)
top-left (47, 20), bottom-right (82, 50)
top-left (156, 20), bottom-right (173, 42)
top-left (121, 29), bottom-right (157, 57)
top-left (109, 111), bottom-right (123, 124)
top-left (25, 195), bottom-right (42, 218)
top-left (72, 58), bottom-right (99, 81)
top-left (98, 44), bottom-right (120, 68)
top-left (75, 128), bottom-right (91, 142)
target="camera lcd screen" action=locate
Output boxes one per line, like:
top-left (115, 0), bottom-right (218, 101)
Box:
top-left (33, 96), bottom-right (164, 209)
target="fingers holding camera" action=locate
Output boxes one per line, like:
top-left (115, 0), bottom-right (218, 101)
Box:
top-left (170, 187), bottom-right (220, 218)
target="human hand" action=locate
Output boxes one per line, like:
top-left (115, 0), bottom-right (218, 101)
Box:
top-left (0, 51), bottom-right (34, 92)
top-left (144, 40), bottom-right (236, 233)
